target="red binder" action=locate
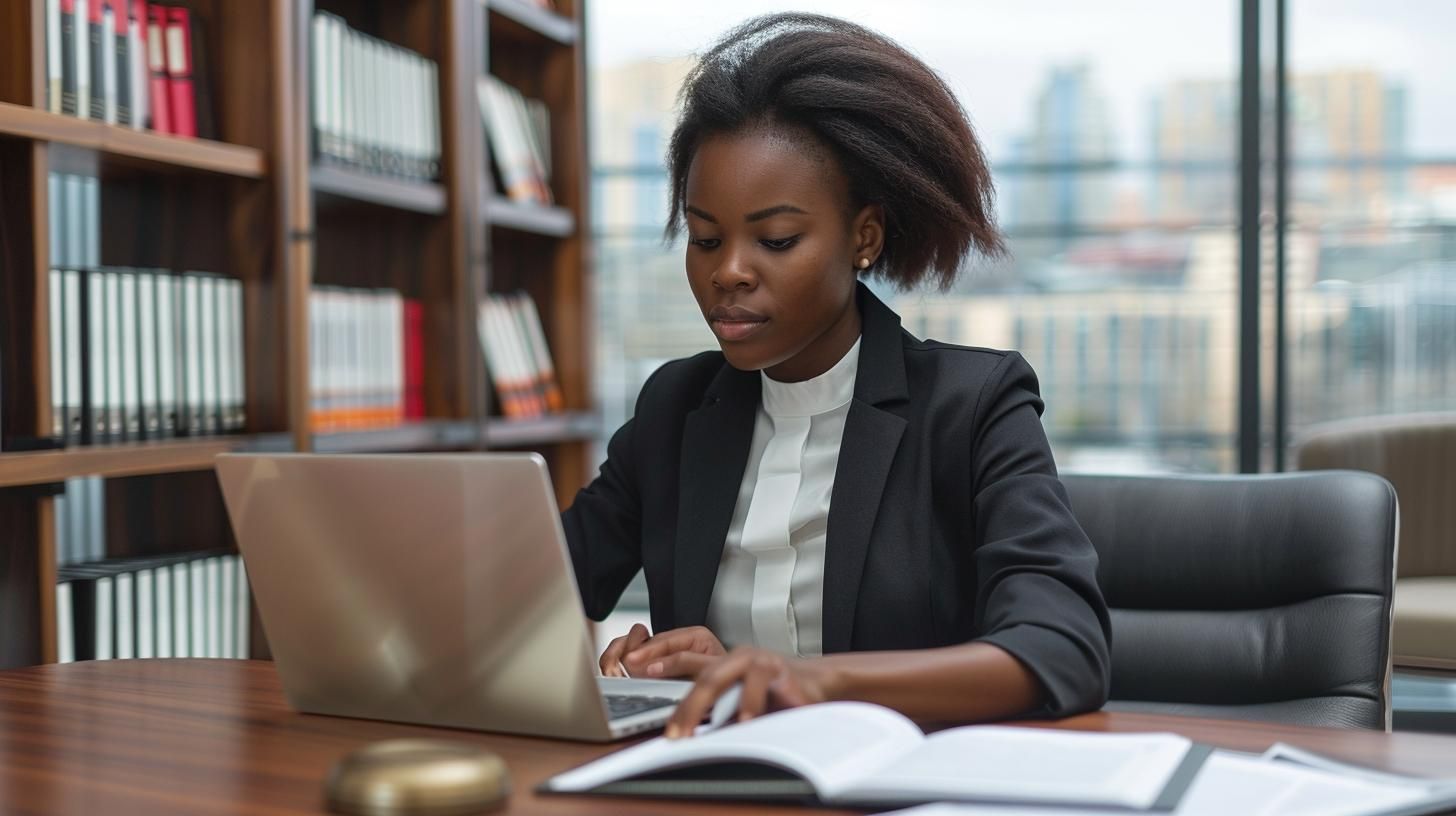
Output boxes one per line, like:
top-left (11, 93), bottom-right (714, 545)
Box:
top-left (403, 299), bottom-right (426, 421)
top-left (145, 3), bottom-right (171, 133)
top-left (164, 6), bottom-right (195, 137)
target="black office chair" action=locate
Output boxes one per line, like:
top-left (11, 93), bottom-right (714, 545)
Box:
top-left (1061, 471), bottom-right (1398, 730)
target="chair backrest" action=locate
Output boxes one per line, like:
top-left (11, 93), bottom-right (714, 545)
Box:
top-left (1295, 412), bottom-right (1456, 579)
top-left (1062, 471), bottom-right (1397, 730)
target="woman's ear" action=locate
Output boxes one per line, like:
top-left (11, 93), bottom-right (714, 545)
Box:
top-left (851, 203), bottom-right (886, 269)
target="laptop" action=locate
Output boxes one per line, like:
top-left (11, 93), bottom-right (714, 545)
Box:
top-left (214, 452), bottom-right (690, 741)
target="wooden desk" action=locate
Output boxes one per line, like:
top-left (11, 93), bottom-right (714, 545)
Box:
top-left (2, 660), bottom-right (1455, 814)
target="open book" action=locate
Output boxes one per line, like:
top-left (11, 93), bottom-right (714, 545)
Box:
top-left (882, 746), bottom-right (1456, 816)
top-left (542, 702), bottom-right (1210, 810)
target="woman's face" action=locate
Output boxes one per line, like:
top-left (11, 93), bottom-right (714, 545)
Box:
top-left (684, 128), bottom-right (882, 382)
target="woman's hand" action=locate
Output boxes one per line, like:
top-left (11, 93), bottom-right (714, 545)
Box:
top-left (598, 624), bottom-right (726, 678)
top-left (664, 646), bottom-right (837, 739)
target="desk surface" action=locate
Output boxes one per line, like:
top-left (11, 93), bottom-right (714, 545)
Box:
top-left (2, 660), bottom-right (1456, 814)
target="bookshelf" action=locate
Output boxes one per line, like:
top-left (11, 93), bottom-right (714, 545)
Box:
top-left (0, 0), bottom-right (596, 670)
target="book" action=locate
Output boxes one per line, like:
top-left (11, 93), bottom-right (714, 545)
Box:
top-left (542, 702), bottom-right (1209, 811)
top-left (47, 0), bottom-right (63, 113)
top-left (309, 12), bottom-right (441, 182)
top-left (145, 4), bottom-right (170, 133)
top-left (888, 747), bottom-right (1456, 816)
top-left (127, 0), bottom-right (147, 129)
top-left (74, 0), bottom-right (91, 118)
top-left (163, 6), bottom-right (196, 137)
top-left (478, 75), bottom-right (552, 205)
top-left (309, 286), bottom-right (407, 431)
top-left (100, 0), bottom-right (118, 124)
top-left (402, 298), bottom-right (425, 421)
top-left (87, 0), bottom-right (105, 120)
top-left (113, 0), bottom-right (132, 126)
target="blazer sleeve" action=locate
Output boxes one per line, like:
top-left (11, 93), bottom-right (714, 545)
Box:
top-left (559, 370), bottom-right (659, 621)
top-left (968, 352), bottom-right (1112, 717)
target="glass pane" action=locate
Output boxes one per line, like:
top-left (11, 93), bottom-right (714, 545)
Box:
top-left (1286, 2), bottom-right (1456, 457)
top-left (589, 1), bottom-right (1239, 472)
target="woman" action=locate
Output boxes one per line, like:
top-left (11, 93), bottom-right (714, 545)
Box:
top-left (562, 13), bottom-right (1110, 738)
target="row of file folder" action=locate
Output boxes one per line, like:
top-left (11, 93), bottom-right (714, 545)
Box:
top-left (57, 550), bottom-right (250, 663)
top-left (47, 266), bottom-right (246, 444)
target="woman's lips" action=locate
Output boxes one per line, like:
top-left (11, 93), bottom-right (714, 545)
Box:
top-left (710, 317), bottom-right (769, 342)
top-left (707, 304), bottom-right (769, 342)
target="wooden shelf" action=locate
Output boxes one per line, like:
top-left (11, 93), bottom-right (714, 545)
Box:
top-left (311, 421), bottom-right (481, 453)
top-left (485, 412), bottom-right (599, 447)
top-left (311, 164), bottom-right (447, 214)
top-left (483, 195), bottom-right (576, 237)
top-left (0, 435), bottom-right (293, 488)
top-left (485, 0), bottom-right (579, 46)
top-left (0, 102), bottom-right (265, 177)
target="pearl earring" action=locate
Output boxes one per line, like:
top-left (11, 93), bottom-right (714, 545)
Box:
top-left (857, 258), bottom-right (870, 269)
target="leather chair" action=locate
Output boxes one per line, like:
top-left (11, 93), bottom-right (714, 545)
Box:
top-left (1296, 413), bottom-right (1456, 672)
top-left (1061, 471), bottom-right (1398, 730)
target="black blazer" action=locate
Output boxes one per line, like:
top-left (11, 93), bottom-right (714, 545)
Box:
top-left (562, 283), bottom-right (1112, 716)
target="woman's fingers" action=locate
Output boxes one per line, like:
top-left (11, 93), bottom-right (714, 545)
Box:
top-left (598, 623), bottom-right (650, 677)
top-left (642, 650), bottom-right (716, 679)
top-left (623, 626), bottom-right (723, 674)
top-left (666, 653), bottom-right (748, 739)
top-left (736, 657), bottom-right (775, 722)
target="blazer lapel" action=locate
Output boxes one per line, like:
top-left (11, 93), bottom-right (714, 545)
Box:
top-left (821, 284), bottom-right (910, 653)
top-left (672, 364), bottom-right (759, 628)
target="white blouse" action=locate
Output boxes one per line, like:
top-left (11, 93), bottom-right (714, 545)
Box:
top-left (705, 337), bottom-right (862, 658)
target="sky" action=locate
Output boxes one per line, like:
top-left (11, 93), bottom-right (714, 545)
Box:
top-left (586, 0), bottom-right (1456, 160)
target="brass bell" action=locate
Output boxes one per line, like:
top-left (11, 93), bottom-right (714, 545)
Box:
top-left (326, 739), bottom-right (510, 815)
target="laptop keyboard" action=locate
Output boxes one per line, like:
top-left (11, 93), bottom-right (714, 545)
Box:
top-left (605, 694), bottom-right (678, 721)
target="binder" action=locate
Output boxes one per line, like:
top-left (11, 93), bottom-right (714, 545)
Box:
top-left (114, 569), bottom-right (134, 659)
top-left (127, 0), bottom-right (146, 129)
top-left (119, 270), bottom-right (140, 439)
top-left (189, 556), bottom-right (205, 657)
top-left (61, 0), bottom-right (80, 115)
top-left (87, 0), bottom-right (105, 121)
top-left (171, 559), bottom-right (190, 658)
top-left (145, 4), bottom-right (170, 133)
top-left (105, 269), bottom-right (124, 441)
top-left (137, 272), bottom-right (159, 436)
top-left (94, 572), bottom-right (113, 660)
top-left (164, 6), bottom-right (196, 137)
top-left (136, 567), bottom-right (154, 659)
top-left (183, 274), bottom-right (202, 435)
top-left (156, 555), bottom-right (173, 658)
top-left (228, 278), bottom-right (246, 431)
top-left (156, 273), bottom-right (178, 437)
top-left (100, 0), bottom-right (117, 124)
top-left (47, 0), bottom-right (63, 113)
top-left (63, 269), bottom-right (83, 442)
top-left (49, 267), bottom-right (66, 442)
top-left (85, 269), bottom-right (106, 443)
top-left (220, 555), bottom-right (235, 659)
top-left (54, 490), bottom-right (69, 571)
top-left (113, 0), bottom-right (132, 126)
top-left (56, 581), bottom-right (75, 663)
top-left (199, 275), bottom-right (219, 434)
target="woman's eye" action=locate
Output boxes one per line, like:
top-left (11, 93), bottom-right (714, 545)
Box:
top-left (689, 237), bottom-right (721, 249)
top-left (760, 235), bottom-right (801, 251)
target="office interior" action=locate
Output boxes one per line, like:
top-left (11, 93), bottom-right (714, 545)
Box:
top-left (0, 0), bottom-right (1453, 789)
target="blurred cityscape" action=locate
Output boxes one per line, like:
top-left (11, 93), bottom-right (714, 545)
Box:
top-left (589, 57), bottom-right (1456, 473)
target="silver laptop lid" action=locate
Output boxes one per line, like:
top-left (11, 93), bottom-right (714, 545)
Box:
top-left (215, 452), bottom-right (617, 741)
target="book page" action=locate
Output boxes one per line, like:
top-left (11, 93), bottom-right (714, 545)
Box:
top-left (1262, 742), bottom-right (1456, 793)
top-left (547, 702), bottom-right (923, 795)
top-left (873, 752), bottom-right (1449, 816)
top-left (839, 726), bottom-right (1191, 808)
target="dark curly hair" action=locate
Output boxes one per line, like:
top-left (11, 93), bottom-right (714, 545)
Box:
top-left (665, 13), bottom-right (1005, 291)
